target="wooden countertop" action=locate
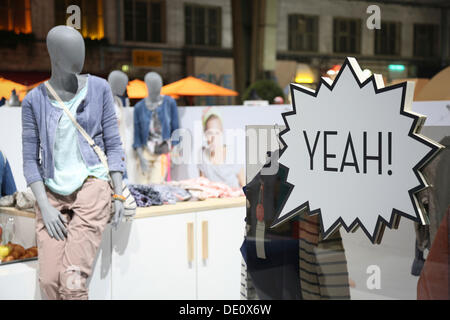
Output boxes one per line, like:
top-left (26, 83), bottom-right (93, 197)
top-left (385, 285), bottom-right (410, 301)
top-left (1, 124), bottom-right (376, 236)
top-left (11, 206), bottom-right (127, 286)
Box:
top-left (0, 197), bottom-right (246, 220)
top-left (0, 207), bottom-right (35, 219)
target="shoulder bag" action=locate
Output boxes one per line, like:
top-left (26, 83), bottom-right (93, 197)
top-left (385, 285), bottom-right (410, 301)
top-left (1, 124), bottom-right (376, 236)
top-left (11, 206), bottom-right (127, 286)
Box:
top-left (44, 82), bottom-right (136, 219)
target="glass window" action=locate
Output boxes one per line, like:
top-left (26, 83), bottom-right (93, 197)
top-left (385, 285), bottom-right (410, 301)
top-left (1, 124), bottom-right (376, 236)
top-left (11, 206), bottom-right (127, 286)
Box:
top-left (414, 23), bottom-right (439, 57)
top-left (123, 0), bottom-right (166, 43)
top-left (185, 3), bottom-right (221, 47)
top-left (333, 18), bottom-right (361, 54)
top-left (375, 22), bottom-right (401, 56)
top-left (54, 0), bottom-right (105, 40)
top-left (0, 0), bottom-right (32, 34)
top-left (288, 14), bottom-right (319, 52)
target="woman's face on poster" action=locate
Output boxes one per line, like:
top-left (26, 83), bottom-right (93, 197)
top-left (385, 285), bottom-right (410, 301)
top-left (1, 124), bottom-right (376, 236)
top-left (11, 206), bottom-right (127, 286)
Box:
top-left (205, 116), bottom-right (224, 150)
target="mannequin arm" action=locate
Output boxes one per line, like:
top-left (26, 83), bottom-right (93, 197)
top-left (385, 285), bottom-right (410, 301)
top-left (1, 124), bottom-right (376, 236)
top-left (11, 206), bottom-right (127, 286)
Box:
top-left (169, 97), bottom-right (180, 147)
top-left (110, 171), bottom-right (124, 229)
top-left (136, 147), bottom-right (149, 173)
top-left (29, 181), bottom-right (67, 241)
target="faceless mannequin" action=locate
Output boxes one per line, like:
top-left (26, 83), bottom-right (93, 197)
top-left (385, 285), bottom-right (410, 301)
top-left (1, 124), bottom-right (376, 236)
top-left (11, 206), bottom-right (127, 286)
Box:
top-left (29, 26), bottom-right (124, 242)
top-left (144, 72), bottom-right (163, 108)
top-left (108, 70), bottom-right (129, 97)
top-left (136, 72), bottom-right (164, 173)
top-left (108, 70), bottom-right (129, 121)
top-left (47, 26), bottom-right (86, 101)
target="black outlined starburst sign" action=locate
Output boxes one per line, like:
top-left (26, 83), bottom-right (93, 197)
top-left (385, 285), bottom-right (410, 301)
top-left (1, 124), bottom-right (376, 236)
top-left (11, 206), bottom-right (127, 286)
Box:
top-left (272, 57), bottom-right (442, 243)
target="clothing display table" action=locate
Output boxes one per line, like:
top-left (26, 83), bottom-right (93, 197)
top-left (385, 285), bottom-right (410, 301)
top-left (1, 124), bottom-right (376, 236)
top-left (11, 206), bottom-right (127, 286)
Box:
top-left (0, 197), bottom-right (246, 300)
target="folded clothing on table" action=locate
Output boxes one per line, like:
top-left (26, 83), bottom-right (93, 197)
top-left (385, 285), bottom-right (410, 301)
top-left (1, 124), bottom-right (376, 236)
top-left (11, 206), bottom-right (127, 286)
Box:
top-left (151, 184), bottom-right (192, 204)
top-left (166, 177), bottom-right (244, 200)
top-left (128, 184), bottom-right (191, 207)
top-left (128, 177), bottom-right (242, 208)
top-left (0, 189), bottom-right (36, 210)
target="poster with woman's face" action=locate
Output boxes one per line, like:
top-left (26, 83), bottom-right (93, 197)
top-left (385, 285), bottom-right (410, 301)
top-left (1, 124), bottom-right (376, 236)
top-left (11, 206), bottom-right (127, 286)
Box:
top-left (170, 105), bottom-right (292, 187)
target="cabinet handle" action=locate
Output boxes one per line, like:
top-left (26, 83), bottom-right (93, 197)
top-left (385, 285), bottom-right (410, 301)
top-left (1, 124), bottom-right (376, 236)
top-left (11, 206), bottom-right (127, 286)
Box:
top-left (202, 221), bottom-right (209, 260)
top-left (187, 222), bottom-right (194, 263)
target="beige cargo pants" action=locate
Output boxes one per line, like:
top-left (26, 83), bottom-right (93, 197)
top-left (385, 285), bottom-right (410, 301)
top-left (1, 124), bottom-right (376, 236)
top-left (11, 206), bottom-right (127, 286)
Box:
top-left (35, 178), bottom-right (111, 300)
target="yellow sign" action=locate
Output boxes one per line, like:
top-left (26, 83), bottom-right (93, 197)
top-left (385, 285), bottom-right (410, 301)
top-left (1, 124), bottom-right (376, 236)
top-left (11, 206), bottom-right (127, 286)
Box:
top-left (132, 50), bottom-right (163, 68)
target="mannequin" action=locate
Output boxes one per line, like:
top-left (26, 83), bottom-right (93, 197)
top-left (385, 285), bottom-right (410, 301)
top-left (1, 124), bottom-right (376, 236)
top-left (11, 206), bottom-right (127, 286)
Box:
top-left (22, 26), bottom-right (126, 300)
top-left (108, 70), bottom-right (128, 123)
top-left (108, 70), bottom-right (129, 110)
top-left (133, 72), bottom-right (179, 184)
top-left (137, 72), bottom-right (163, 175)
top-left (8, 89), bottom-right (20, 107)
top-left (108, 70), bottom-right (128, 126)
top-left (108, 70), bottom-right (129, 179)
top-left (108, 70), bottom-right (129, 98)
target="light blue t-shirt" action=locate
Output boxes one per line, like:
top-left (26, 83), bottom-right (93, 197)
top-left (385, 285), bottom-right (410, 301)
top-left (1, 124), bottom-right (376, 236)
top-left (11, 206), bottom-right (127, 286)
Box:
top-left (45, 81), bottom-right (109, 196)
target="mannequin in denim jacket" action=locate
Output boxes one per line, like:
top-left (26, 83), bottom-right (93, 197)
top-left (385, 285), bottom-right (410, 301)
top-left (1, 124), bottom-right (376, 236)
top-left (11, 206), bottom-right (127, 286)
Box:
top-left (136, 72), bottom-right (165, 174)
top-left (29, 26), bottom-right (124, 241)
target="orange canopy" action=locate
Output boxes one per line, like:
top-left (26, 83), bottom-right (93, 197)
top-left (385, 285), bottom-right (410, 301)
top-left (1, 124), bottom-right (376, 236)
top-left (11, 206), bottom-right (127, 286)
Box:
top-left (161, 76), bottom-right (238, 97)
top-left (0, 77), bottom-right (27, 101)
top-left (127, 76), bottom-right (238, 99)
top-left (127, 79), bottom-right (148, 99)
top-left (127, 79), bottom-right (179, 99)
top-left (26, 79), bottom-right (47, 91)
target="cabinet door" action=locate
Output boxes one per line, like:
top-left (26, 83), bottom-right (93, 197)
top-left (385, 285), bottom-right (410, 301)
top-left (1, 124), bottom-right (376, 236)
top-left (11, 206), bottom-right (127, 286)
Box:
top-left (111, 213), bottom-right (197, 300)
top-left (196, 207), bottom-right (246, 300)
top-left (0, 261), bottom-right (41, 300)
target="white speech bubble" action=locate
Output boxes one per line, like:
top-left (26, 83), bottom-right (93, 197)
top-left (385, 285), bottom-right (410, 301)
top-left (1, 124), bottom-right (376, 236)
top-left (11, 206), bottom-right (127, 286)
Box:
top-left (272, 57), bottom-right (442, 243)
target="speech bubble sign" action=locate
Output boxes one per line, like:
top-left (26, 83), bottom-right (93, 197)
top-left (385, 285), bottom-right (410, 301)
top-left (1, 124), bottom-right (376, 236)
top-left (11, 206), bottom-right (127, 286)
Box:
top-left (272, 57), bottom-right (442, 243)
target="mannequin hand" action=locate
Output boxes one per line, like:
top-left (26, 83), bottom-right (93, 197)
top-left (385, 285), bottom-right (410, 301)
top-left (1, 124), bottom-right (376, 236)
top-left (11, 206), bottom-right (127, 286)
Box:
top-left (29, 181), bottom-right (67, 241)
top-left (111, 200), bottom-right (124, 229)
top-left (140, 156), bottom-right (149, 173)
top-left (40, 202), bottom-right (68, 241)
top-left (137, 147), bottom-right (149, 173)
top-left (110, 171), bottom-right (125, 229)
top-left (170, 144), bottom-right (181, 163)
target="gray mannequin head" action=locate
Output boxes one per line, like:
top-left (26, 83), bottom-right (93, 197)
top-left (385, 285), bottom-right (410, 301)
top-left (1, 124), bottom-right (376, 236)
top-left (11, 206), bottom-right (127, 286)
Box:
top-left (144, 72), bottom-right (163, 102)
top-left (108, 70), bottom-right (129, 96)
top-left (47, 26), bottom-right (85, 75)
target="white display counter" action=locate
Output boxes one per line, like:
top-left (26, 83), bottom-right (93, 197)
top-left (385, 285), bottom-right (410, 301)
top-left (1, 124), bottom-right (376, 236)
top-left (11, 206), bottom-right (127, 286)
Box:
top-left (0, 197), bottom-right (246, 300)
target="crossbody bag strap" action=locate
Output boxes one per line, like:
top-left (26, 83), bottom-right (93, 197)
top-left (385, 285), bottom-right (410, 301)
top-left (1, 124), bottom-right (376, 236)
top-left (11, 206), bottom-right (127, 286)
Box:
top-left (44, 81), bottom-right (110, 172)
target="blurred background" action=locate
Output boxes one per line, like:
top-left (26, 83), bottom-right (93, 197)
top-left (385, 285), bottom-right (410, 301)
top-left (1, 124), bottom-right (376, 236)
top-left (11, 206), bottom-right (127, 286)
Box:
top-left (0, 0), bottom-right (449, 106)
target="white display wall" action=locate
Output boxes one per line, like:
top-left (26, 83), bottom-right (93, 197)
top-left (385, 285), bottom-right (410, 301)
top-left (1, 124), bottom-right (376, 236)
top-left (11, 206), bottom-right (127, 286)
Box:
top-left (0, 101), bottom-right (448, 191)
top-left (0, 104), bottom-right (291, 190)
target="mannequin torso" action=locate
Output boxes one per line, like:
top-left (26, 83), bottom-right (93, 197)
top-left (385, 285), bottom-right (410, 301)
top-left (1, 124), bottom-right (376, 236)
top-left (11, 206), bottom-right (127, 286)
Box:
top-left (137, 72), bottom-right (165, 173)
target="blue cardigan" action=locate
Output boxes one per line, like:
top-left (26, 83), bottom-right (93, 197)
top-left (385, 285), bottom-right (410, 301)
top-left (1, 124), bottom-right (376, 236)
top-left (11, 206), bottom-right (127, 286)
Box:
top-left (133, 96), bottom-right (180, 149)
top-left (22, 75), bottom-right (126, 186)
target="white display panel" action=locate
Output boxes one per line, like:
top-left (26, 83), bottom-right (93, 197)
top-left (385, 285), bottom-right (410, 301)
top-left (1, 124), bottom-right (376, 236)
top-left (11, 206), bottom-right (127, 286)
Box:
top-left (0, 99), bottom-right (446, 193)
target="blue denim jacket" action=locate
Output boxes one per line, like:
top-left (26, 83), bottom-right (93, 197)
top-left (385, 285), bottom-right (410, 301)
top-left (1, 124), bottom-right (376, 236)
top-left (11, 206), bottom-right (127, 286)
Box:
top-left (132, 96), bottom-right (180, 149)
top-left (0, 151), bottom-right (17, 196)
top-left (21, 75), bottom-right (126, 187)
